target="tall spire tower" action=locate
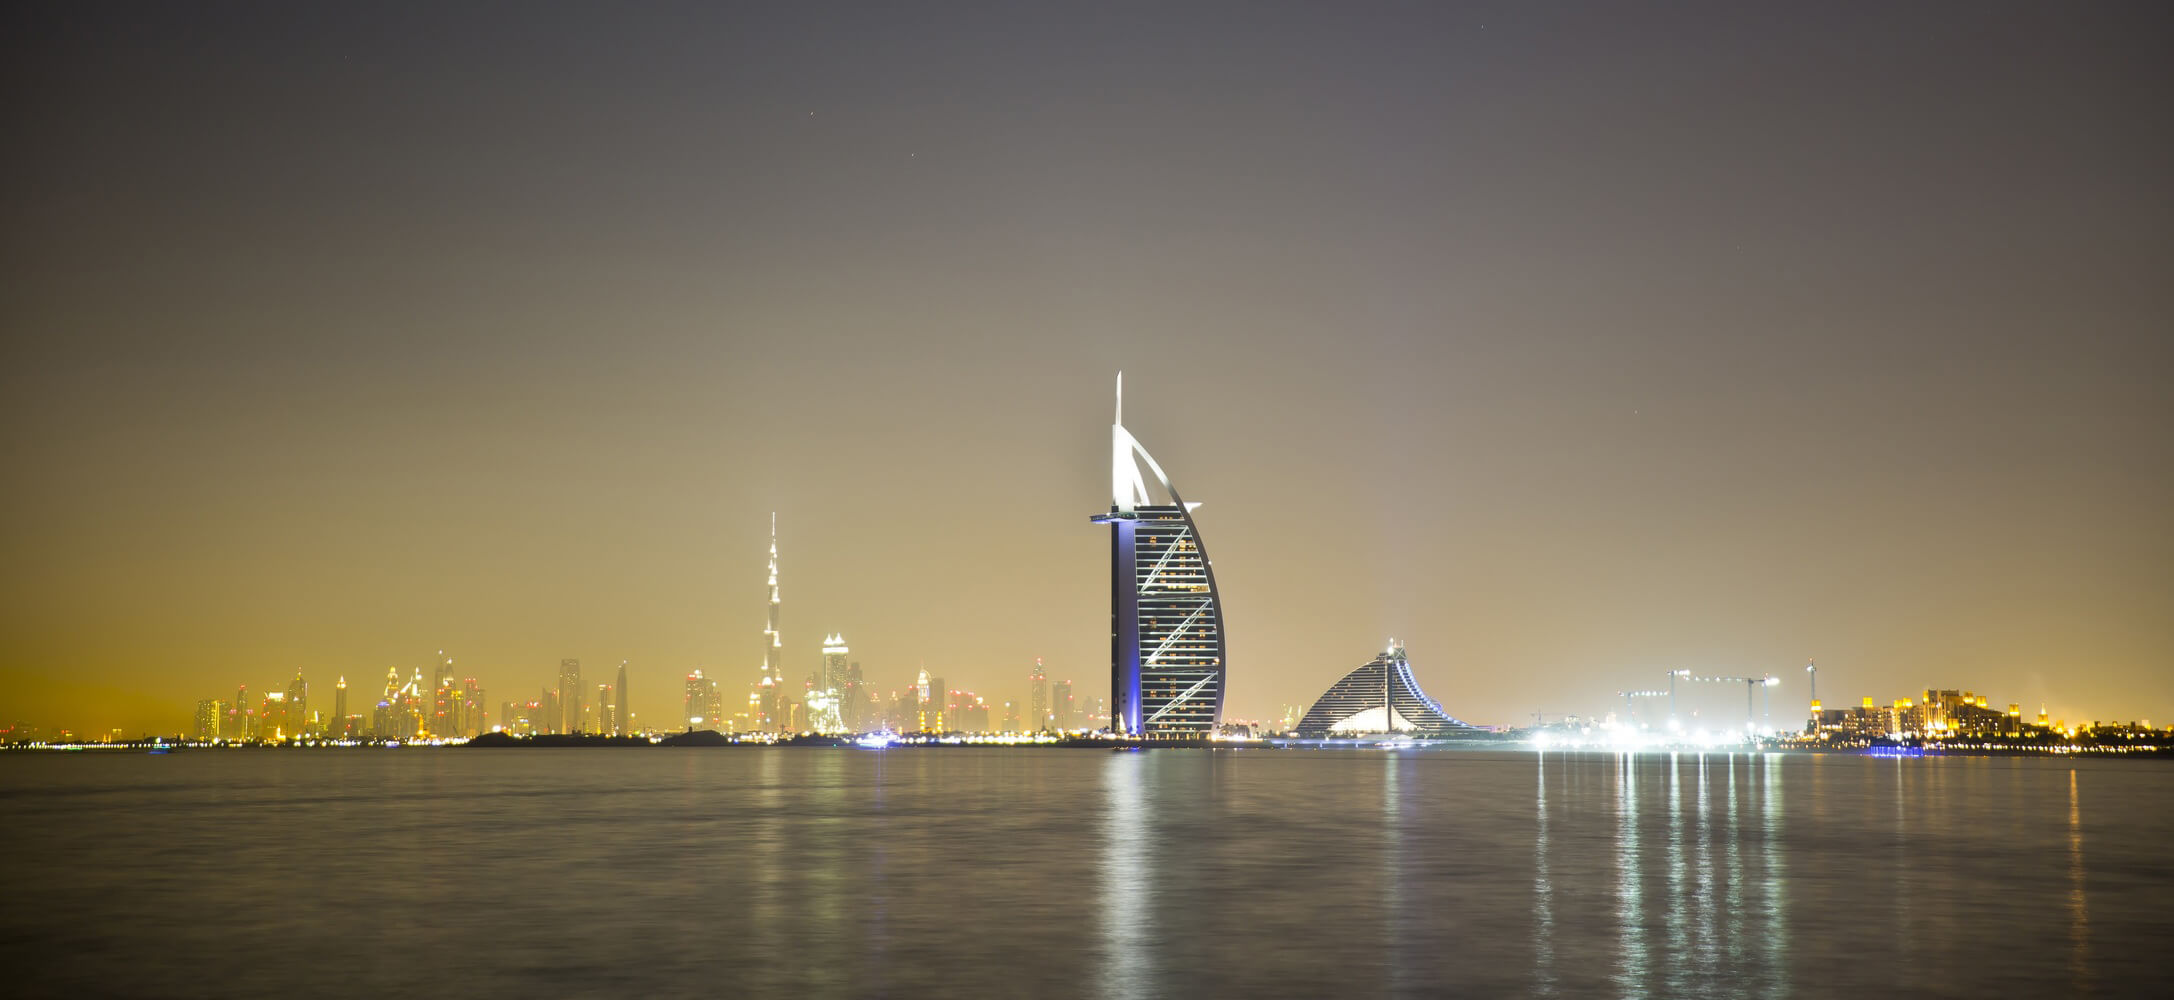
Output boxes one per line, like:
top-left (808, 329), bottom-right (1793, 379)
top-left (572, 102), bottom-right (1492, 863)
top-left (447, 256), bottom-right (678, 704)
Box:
top-left (757, 513), bottom-right (784, 731)
top-left (765, 512), bottom-right (781, 677)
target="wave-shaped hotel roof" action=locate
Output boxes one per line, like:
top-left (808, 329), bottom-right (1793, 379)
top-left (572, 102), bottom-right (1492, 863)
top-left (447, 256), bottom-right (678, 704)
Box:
top-left (1295, 642), bottom-right (1475, 737)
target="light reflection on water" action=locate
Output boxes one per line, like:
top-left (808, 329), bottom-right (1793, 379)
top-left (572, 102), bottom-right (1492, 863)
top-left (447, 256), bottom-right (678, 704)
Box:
top-left (1532, 754), bottom-right (1555, 997)
top-left (1614, 753), bottom-right (1647, 995)
top-left (2068, 768), bottom-right (2089, 992)
top-left (1100, 752), bottom-right (1151, 1000)
top-left (1759, 753), bottom-right (1786, 999)
top-left (1, 748), bottom-right (2164, 999)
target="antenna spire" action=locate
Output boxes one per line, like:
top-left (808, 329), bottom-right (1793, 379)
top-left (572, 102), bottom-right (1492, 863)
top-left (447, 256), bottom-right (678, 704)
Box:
top-left (1115, 371), bottom-right (1123, 426)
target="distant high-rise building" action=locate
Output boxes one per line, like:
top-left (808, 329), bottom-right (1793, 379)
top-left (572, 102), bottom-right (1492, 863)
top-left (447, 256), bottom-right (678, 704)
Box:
top-left (334, 676), bottom-right (348, 732)
top-left (841, 660), bottom-right (866, 732)
top-left (754, 513), bottom-right (784, 732)
top-left (282, 673), bottom-right (308, 737)
top-left (615, 661), bottom-right (629, 736)
top-left (820, 636), bottom-right (847, 695)
top-left (260, 691), bottom-right (288, 741)
top-left (686, 672), bottom-right (724, 731)
top-left (559, 659), bottom-right (583, 733)
top-left (1050, 680), bottom-right (1074, 731)
top-left (377, 668), bottom-right (403, 738)
top-left (955, 693), bottom-right (990, 734)
top-left (923, 674), bottom-right (948, 732)
top-left (431, 654), bottom-right (455, 737)
top-left (596, 683), bottom-right (615, 735)
top-left (1089, 374), bottom-right (1227, 738)
top-left (391, 665), bottom-right (426, 737)
top-left (1028, 660), bottom-right (1049, 732)
top-left (228, 685), bottom-right (248, 741)
top-left (807, 634), bottom-right (850, 734)
top-left (685, 671), bottom-right (708, 729)
top-left (463, 678), bottom-right (484, 737)
top-left (194, 699), bottom-right (222, 741)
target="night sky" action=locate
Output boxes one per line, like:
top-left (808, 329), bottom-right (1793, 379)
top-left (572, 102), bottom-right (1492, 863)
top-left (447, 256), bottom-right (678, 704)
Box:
top-left (4, 2), bottom-right (2168, 734)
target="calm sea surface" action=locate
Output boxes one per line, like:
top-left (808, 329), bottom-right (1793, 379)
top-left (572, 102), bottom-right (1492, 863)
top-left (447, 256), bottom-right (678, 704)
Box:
top-left (3, 748), bottom-right (2168, 998)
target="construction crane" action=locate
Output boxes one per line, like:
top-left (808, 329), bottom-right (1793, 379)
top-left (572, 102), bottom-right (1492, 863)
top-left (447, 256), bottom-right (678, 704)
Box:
top-left (1683, 673), bottom-right (1781, 734)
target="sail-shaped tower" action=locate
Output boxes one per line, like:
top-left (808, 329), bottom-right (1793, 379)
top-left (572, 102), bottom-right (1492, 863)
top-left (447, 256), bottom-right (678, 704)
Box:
top-left (1090, 374), bottom-right (1227, 738)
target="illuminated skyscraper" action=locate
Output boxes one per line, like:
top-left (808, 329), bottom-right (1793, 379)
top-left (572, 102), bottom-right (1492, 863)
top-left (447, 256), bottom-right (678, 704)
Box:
top-left (463, 678), bottom-right (484, 737)
top-left (446, 684), bottom-right (466, 739)
top-left (615, 661), bottom-right (629, 736)
top-left (752, 513), bottom-right (784, 732)
top-left (685, 671), bottom-right (709, 729)
top-left (1050, 679), bottom-right (1073, 731)
top-left (757, 675), bottom-right (780, 732)
top-left (261, 691), bottom-right (288, 741)
top-left (377, 668), bottom-right (401, 736)
top-left (194, 699), bottom-right (222, 741)
top-left (559, 659), bottom-right (583, 733)
top-left (402, 666), bottom-right (427, 735)
top-left (432, 654), bottom-right (455, 737)
top-left (1028, 660), bottom-right (1049, 732)
top-left (1089, 374), bottom-right (1227, 739)
top-left (954, 692), bottom-right (989, 733)
top-left (334, 676), bottom-right (348, 733)
top-left (282, 673), bottom-right (308, 736)
top-left (915, 669), bottom-right (945, 732)
top-left (841, 660), bottom-right (865, 731)
top-left (226, 684), bottom-right (248, 740)
top-left (807, 634), bottom-right (849, 734)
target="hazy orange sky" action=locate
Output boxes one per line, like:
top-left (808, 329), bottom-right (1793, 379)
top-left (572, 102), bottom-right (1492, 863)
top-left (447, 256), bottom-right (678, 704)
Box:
top-left (4, 2), bottom-right (2168, 735)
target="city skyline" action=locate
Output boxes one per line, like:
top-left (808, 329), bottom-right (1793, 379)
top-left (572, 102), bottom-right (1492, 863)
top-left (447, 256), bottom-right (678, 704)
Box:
top-left (5, 4), bottom-right (2168, 735)
top-left (21, 484), bottom-right (2170, 740)
top-left (10, 370), bottom-right (2173, 736)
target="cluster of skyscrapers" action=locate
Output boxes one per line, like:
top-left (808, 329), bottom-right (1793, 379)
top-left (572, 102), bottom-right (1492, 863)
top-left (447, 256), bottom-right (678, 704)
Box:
top-left (172, 378), bottom-right (1260, 745)
top-left (681, 516), bottom-right (1105, 736)
top-left (192, 671), bottom-right (323, 742)
top-left (189, 653), bottom-right (643, 743)
top-left (1804, 687), bottom-right (2156, 744)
